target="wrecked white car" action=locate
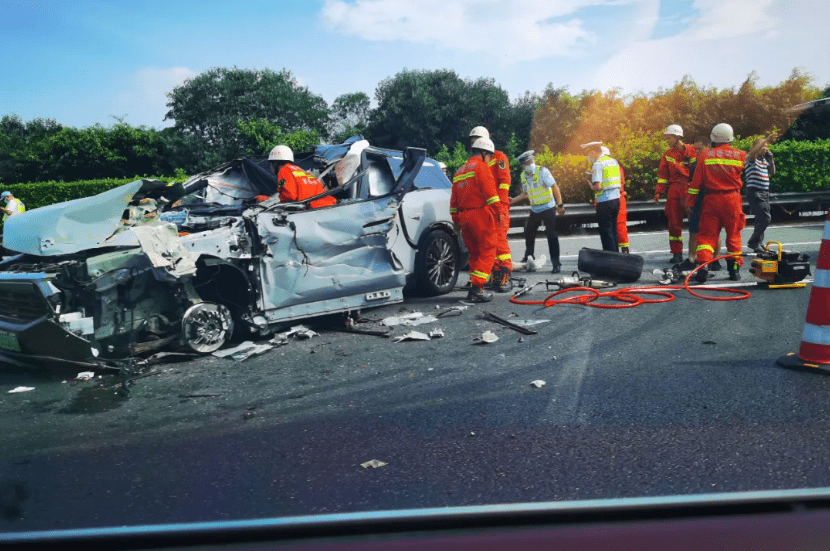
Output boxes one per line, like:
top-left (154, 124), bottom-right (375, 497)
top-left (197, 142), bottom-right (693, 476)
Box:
top-left (0, 139), bottom-right (465, 368)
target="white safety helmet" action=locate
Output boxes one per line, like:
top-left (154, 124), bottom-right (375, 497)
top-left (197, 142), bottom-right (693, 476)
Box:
top-left (663, 124), bottom-right (684, 137)
top-left (600, 146), bottom-right (611, 157)
top-left (471, 137), bottom-right (495, 154)
top-left (268, 145), bottom-right (294, 162)
top-left (710, 123), bottom-right (735, 143)
top-left (469, 126), bottom-right (490, 139)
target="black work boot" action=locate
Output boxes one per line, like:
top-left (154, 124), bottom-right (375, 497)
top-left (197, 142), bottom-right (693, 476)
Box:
top-left (669, 253), bottom-right (683, 264)
top-left (727, 260), bottom-right (741, 281)
top-left (494, 269), bottom-right (513, 293)
top-left (694, 265), bottom-right (708, 283)
top-left (466, 285), bottom-right (493, 303)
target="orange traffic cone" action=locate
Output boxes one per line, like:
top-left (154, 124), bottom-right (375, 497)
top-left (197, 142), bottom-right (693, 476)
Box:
top-left (777, 210), bottom-right (830, 373)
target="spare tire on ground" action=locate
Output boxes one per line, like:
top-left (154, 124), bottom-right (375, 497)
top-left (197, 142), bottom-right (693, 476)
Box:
top-left (577, 248), bottom-right (644, 282)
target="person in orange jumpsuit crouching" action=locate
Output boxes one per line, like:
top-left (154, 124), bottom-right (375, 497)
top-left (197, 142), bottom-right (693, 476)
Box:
top-left (469, 126), bottom-right (513, 292)
top-left (655, 125), bottom-right (696, 264)
top-left (268, 145), bottom-right (336, 209)
top-left (451, 137), bottom-right (501, 303)
top-left (686, 123), bottom-right (747, 282)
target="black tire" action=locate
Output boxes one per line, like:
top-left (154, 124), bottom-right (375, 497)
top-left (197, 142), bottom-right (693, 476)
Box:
top-left (577, 248), bottom-right (644, 282)
top-left (415, 228), bottom-right (460, 296)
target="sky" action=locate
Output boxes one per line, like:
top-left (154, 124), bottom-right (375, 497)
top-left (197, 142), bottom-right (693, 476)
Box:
top-left (2, 0), bottom-right (829, 129)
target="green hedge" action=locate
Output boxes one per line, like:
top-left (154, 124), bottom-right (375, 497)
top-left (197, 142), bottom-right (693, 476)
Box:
top-left (4, 139), bottom-right (829, 212)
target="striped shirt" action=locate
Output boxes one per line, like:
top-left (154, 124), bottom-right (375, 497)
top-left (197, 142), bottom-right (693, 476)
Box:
top-left (743, 155), bottom-right (775, 190)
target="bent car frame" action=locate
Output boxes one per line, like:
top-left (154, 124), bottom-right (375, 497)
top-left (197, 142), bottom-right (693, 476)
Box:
top-left (0, 139), bottom-right (465, 369)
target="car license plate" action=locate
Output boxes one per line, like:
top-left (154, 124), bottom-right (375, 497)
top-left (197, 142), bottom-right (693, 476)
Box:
top-left (0, 330), bottom-right (21, 352)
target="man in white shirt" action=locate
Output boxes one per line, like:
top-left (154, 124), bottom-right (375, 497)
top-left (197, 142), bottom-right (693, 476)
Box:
top-left (1, 192), bottom-right (23, 221)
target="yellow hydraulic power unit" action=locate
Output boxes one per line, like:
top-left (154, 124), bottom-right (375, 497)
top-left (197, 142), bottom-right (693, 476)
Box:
top-left (749, 241), bottom-right (811, 285)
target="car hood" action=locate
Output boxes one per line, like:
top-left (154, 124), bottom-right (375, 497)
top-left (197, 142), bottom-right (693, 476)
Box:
top-left (3, 180), bottom-right (145, 256)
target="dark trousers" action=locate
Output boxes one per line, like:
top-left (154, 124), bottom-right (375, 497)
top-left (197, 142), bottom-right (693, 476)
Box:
top-left (524, 207), bottom-right (560, 266)
top-left (596, 198), bottom-right (620, 252)
top-left (746, 187), bottom-right (771, 249)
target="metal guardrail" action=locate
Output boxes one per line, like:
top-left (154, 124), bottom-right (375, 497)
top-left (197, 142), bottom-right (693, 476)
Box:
top-left (507, 191), bottom-right (830, 236)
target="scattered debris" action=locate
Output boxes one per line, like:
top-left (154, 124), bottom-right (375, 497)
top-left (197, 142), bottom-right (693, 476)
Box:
top-left (283, 325), bottom-right (319, 339)
top-left (360, 459), bottom-right (388, 469)
top-left (530, 380), bottom-right (546, 388)
top-left (518, 337), bottom-right (524, 343)
top-left (382, 312), bottom-right (439, 326)
top-left (75, 371), bottom-right (95, 381)
top-left (479, 311), bottom-right (538, 335)
top-left (473, 331), bottom-right (499, 344)
top-left (436, 306), bottom-right (467, 318)
top-left (243, 411), bottom-right (256, 420)
top-left (703, 341), bottom-right (717, 345)
top-left (342, 317), bottom-right (393, 337)
top-left (269, 336), bottom-right (290, 346)
top-left (428, 327), bottom-right (445, 339)
top-left (8, 387), bottom-right (34, 394)
top-left (393, 331), bottom-right (431, 343)
top-left (510, 319), bottom-right (551, 327)
top-left (178, 394), bottom-right (221, 399)
top-left (212, 341), bottom-right (274, 361)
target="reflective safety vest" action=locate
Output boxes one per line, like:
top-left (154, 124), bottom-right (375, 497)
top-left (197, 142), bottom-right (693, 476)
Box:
top-left (594, 155), bottom-right (621, 199)
top-left (3, 199), bottom-right (24, 222)
top-left (520, 167), bottom-right (554, 207)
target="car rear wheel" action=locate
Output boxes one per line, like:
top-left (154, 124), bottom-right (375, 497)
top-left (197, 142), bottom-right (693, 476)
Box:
top-left (416, 228), bottom-right (459, 296)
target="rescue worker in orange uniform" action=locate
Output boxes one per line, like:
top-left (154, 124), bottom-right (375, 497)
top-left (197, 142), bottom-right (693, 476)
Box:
top-left (686, 123), bottom-right (747, 282)
top-left (451, 137), bottom-right (501, 303)
top-left (469, 126), bottom-right (512, 292)
top-left (655, 125), bottom-right (696, 264)
top-left (268, 145), bottom-right (336, 209)
top-left (602, 146), bottom-right (630, 253)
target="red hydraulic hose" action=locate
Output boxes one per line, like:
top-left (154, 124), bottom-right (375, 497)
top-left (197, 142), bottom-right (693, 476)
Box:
top-left (510, 254), bottom-right (751, 309)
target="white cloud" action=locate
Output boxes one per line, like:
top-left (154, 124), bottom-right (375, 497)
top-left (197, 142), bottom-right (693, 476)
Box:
top-left (588, 0), bottom-right (826, 95)
top-left (112, 67), bottom-right (197, 127)
top-left (320, 0), bottom-right (626, 63)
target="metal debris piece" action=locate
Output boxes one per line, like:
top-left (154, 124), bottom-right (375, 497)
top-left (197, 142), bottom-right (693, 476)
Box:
top-left (269, 336), bottom-right (290, 346)
top-left (513, 281), bottom-right (542, 298)
top-left (393, 331), bottom-right (430, 343)
top-left (212, 341), bottom-right (274, 361)
top-left (75, 371), bottom-right (95, 381)
top-left (474, 331), bottom-right (499, 344)
top-left (382, 312), bottom-right (439, 326)
top-left (8, 387), bottom-right (34, 394)
top-left (428, 327), bottom-right (445, 339)
top-left (360, 459), bottom-right (388, 469)
top-left (479, 311), bottom-right (538, 335)
top-left (436, 307), bottom-right (465, 318)
top-left (285, 325), bottom-right (319, 339)
top-left (530, 380), bottom-right (546, 388)
top-left (342, 317), bottom-right (393, 337)
top-left (511, 319), bottom-right (551, 327)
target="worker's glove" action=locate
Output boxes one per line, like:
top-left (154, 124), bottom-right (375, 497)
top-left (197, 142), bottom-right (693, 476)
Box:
top-left (653, 194), bottom-right (660, 204)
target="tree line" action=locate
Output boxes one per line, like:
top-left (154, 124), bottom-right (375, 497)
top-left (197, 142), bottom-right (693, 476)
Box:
top-left (1, 66), bottom-right (827, 186)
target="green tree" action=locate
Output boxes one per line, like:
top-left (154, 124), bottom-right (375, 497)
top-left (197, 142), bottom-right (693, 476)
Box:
top-left (366, 69), bottom-right (518, 154)
top-left (164, 67), bottom-right (329, 160)
top-left (329, 92), bottom-right (371, 143)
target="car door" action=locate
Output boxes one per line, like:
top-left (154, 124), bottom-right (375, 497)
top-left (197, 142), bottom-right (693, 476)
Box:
top-left (254, 147), bottom-right (425, 315)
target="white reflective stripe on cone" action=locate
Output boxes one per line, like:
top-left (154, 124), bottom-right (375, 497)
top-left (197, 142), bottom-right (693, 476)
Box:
top-left (815, 268), bottom-right (830, 289)
top-left (802, 323), bottom-right (830, 346)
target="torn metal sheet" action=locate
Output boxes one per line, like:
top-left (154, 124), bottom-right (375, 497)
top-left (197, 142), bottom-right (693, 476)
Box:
top-left (212, 341), bottom-right (274, 361)
top-left (473, 331), bottom-right (499, 344)
top-left (428, 327), bottom-right (445, 339)
top-left (530, 380), bottom-right (546, 388)
top-left (8, 386), bottom-right (34, 393)
top-left (360, 459), bottom-right (388, 469)
top-left (393, 331), bottom-right (430, 343)
top-left (382, 312), bottom-right (439, 327)
top-left (131, 223), bottom-right (198, 276)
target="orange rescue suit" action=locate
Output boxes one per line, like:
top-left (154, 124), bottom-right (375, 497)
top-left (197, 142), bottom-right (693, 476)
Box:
top-left (276, 163), bottom-right (336, 209)
top-left (488, 150), bottom-right (512, 273)
top-left (657, 143), bottom-right (696, 255)
top-left (686, 144), bottom-right (747, 266)
top-left (451, 156), bottom-right (500, 288)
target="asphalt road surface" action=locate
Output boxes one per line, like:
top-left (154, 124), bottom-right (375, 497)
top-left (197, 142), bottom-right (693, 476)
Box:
top-left (1, 221), bottom-right (829, 533)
